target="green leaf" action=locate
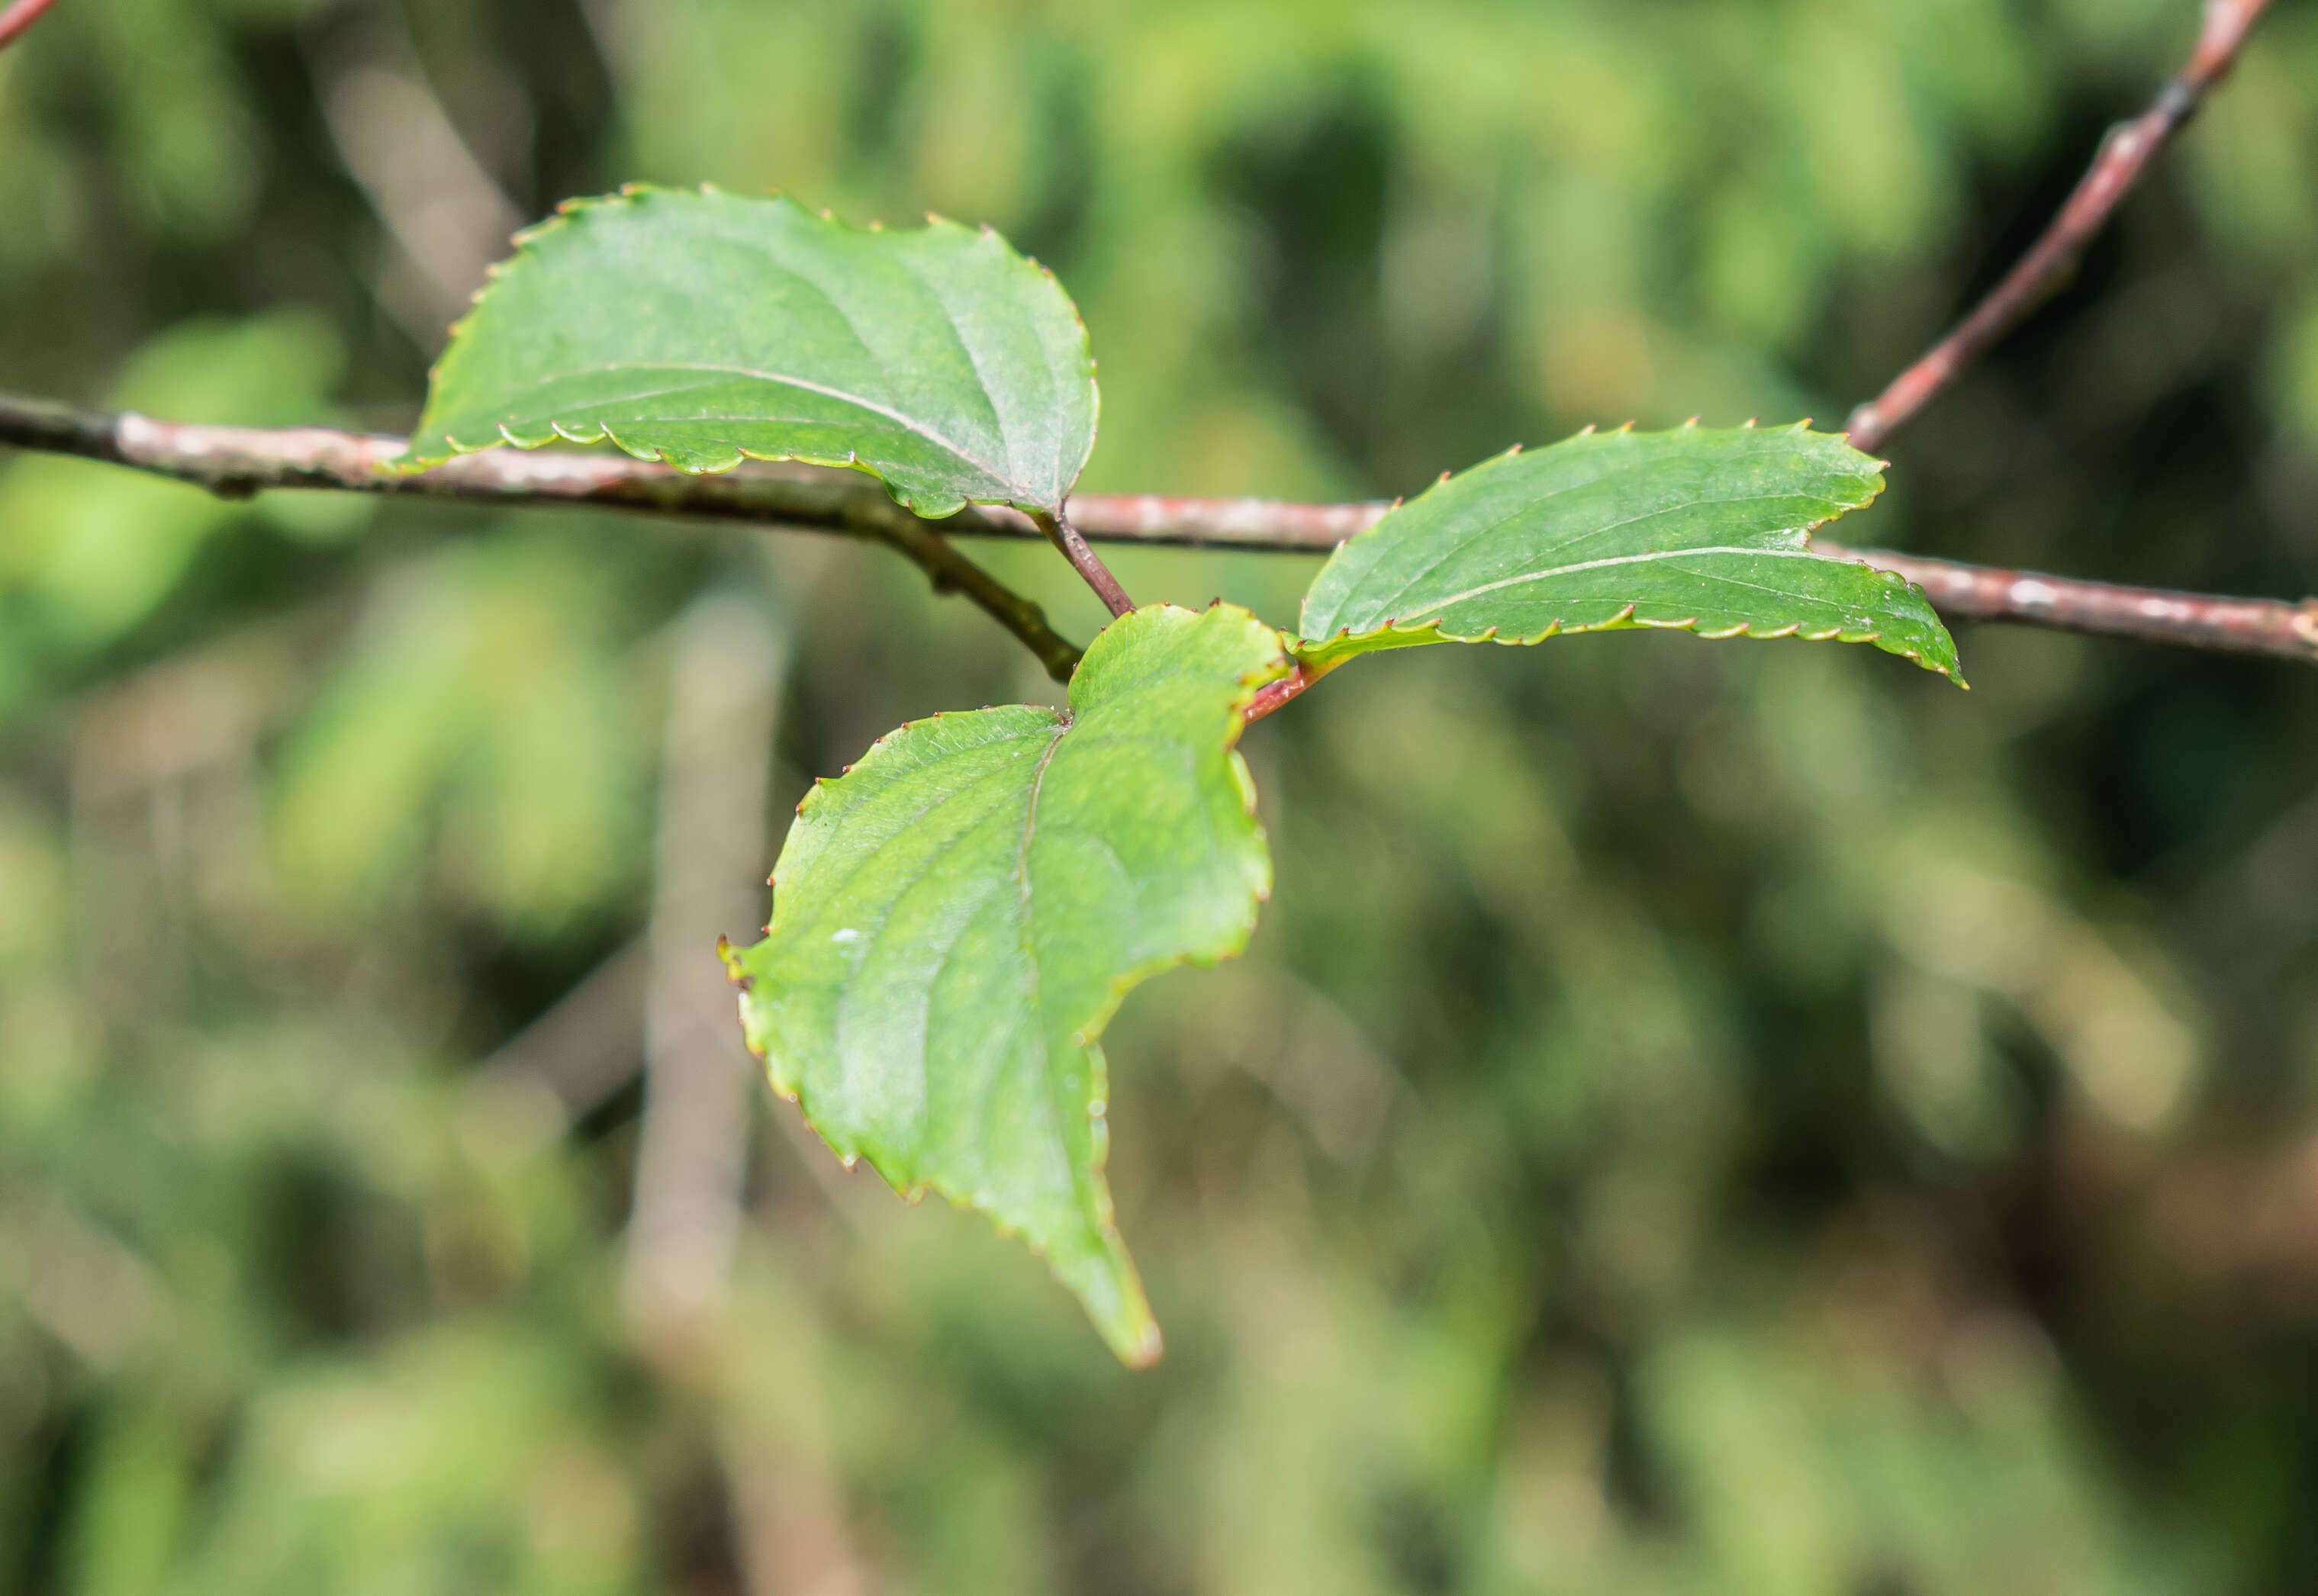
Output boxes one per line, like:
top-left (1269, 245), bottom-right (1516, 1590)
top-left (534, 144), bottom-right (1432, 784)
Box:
top-left (726, 604), bottom-right (1290, 1364)
top-left (1296, 423), bottom-right (1963, 684)
top-left (402, 187), bottom-right (1097, 517)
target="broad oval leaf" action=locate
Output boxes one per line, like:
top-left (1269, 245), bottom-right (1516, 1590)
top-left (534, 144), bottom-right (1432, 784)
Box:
top-left (402, 187), bottom-right (1097, 516)
top-left (726, 603), bottom-right (1291, 1365)
top-left (1296, 423), bottom-right (1963, 683)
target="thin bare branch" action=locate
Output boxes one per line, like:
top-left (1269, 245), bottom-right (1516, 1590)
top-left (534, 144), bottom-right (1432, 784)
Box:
top-left (846, 498), bottom-right (1084, 682)
top-left (0, 0), bottom-right (63, 53)
top-left (1846, 0), bottom-right (2276, 452)
top-left (0, 396), bottom-right (1083, 679)
top-left (1816, 542), bottom-right (2318, 665)
top-left (5, 394), bottom-right (2313, 668)
top-left (1067, 491), bottom-right (1377, 550)
top-left (0, 395), bottom-right (1354, 550)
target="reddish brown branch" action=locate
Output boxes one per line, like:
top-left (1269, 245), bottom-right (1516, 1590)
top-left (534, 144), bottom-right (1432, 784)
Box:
top-left (1817, 542), bottom-right (2318, 664)
top-left (1032, 507), bottom-right (1136, 618)
top-left (1846, 0), bottom-right (2275, 452)
top-left (0, 0), bottom-right (62, 53)
top-left (1066, 492), bottom-right (1379, 551)
top-left (0, 398), bottom-right (1090, 678)
top-left (4, 394), bottom-right (2313, 671)
top-left (0, 396), bottom-right (1367, 551)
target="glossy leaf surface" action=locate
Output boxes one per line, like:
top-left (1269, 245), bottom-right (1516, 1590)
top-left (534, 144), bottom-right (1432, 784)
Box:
top-left (1297, 424), bottom-right (1962, 683)
top-left (726, 604), bottom-right (1290, 1363)
top-left (404, 187), bottom-right (1097, 516)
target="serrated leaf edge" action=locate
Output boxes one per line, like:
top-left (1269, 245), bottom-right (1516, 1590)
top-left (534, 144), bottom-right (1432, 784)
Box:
top-left (1292, 423), bottom-right (1965, 686)
top-left (394, 183), bottom-right (1101, 520)
top-left (722, 603), bottom-right (1291, 1365)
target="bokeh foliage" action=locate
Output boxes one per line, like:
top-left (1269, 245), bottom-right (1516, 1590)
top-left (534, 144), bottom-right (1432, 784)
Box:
top-left (4, 0), bottom-right (2318, 1591)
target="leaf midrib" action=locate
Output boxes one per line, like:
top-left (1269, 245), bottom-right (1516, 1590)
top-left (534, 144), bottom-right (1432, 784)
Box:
top-left (1013, 718), bottom-right (1094, 1234)
top-left (517, 360), bottom-right (1016, 490)
top-left (816, 731), bottom-right (1054, 1173)
top-left (1331, 481), bottom-right (1856, 627)
top-left (813, 715), bottom-right (1090, 1209)
top-left (1419, 541), bottom-right (1841, 612)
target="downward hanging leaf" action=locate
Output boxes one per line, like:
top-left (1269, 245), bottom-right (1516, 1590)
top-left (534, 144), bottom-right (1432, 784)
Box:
top-left (402, 187), bottom-right (1097, 517)
top-left (1297, 423), bottom-right (1963, 683)
top-left (725, 604), bottom-right (1290, 1365)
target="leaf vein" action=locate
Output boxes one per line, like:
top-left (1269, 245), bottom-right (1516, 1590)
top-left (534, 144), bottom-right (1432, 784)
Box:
top-left (592, 362), bottom-right (1012, 486)
top-left (1417, 543), bottom-right (1837, 612)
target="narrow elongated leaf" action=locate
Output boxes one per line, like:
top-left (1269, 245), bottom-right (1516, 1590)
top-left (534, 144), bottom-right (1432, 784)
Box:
top-left (726, 604), bottom-right (1290, 1364)
top-left (1297, 423), bottom-right (1963, 683)
top-left (402, 187), bottom-right (1096, 516)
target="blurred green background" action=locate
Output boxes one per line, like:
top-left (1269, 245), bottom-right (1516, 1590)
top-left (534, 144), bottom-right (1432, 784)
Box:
top-left (5, 0), bottom-right (2318, 1591)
